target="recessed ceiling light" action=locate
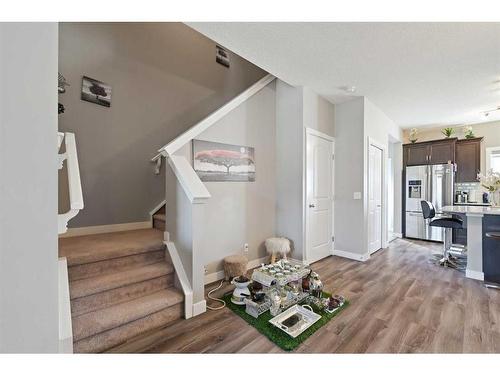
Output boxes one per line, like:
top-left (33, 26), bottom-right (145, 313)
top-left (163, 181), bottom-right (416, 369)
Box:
top-left (345, 86), bottom-right (356, 93)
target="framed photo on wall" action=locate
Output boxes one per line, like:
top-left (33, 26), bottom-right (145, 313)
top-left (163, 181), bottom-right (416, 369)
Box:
top-left (81, 76), bottom-right (112, 107)
top-left (192, 140), bottom-right (255, 182)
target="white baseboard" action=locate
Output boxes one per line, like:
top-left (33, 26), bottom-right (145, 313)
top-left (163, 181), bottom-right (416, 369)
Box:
top-left (192, 300), bottom-right (206, 317)
top-left (465, 269), bottom-right (484, 281)
top-left (59, 221), bottom-right (152, 238)
top-left (393, 232), bottom-right (403, 238)
top-left (333, 249), bottom-right (370, 262)
top-left (204, 255), bottom-right (269, 284)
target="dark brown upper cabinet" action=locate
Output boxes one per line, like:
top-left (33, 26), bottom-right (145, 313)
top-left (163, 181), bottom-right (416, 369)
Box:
top-left (429, 140), bottom-right (456, 164)
top-left (455, 137), bottom-right (483, 182)
top-left (404, 143), bottom-right (430, 166)
top-left (403, 138), bottom-right (456, 166)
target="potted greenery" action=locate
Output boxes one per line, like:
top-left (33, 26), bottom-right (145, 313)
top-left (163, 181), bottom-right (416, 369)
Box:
top-left (463, 125), bottom-right (475, 139)
top-left (441, 127), bottom-right (454, 138)
top-left (408, 128), bottom-right (418, 143)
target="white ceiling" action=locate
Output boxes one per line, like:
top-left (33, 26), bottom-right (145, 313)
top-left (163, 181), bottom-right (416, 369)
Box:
top-left (187, 23), bottom-right (500, 128)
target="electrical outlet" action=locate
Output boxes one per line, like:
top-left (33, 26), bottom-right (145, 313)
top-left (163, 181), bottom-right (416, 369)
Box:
top-left (244, 243), bottom-right (249, 252)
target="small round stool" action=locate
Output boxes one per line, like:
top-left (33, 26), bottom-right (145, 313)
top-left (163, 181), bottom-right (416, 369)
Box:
top-left (223, 254), bottom-right (248, 281)
top-left (265, 237), bottom-right (291, 263)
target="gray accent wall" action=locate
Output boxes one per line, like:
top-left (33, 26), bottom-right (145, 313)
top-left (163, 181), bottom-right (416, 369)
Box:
top-left (58, 23), bottom-right (266, 227)
top-left (0, 23), bottom-right (59, 353)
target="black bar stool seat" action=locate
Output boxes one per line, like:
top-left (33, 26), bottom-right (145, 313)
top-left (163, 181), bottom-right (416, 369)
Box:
top-left (429, 218), bottom-right (464, 229)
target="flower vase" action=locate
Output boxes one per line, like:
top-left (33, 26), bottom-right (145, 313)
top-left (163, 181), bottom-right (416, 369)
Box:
top-left (490, 191), bottom-right (500, 207)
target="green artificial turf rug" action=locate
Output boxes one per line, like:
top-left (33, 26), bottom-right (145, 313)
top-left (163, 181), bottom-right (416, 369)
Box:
top-left (223, 294), bottom-right (349, 351)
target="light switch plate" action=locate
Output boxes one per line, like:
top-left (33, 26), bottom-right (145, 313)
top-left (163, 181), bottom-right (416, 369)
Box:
top-left (353, 192), bottom-right (362, 200)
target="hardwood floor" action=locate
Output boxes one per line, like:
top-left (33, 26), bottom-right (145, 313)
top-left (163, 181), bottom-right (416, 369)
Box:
top-left (107, 239), bottom-right (500, 353)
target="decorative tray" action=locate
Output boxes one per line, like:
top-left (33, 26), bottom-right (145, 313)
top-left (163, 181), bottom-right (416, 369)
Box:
top-left (251, 258), bottom-right (310, 287)
top-left (269, 304), bottom-right (321, 338)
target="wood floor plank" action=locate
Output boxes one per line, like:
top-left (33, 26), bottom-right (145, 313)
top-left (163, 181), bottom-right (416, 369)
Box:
top-left (115, 238), bottom-right (499, 353)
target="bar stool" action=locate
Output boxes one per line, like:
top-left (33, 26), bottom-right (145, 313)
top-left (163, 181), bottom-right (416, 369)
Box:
top-left (485, 232), bottom-right (500, 289)
top-left (421, 200), bottom-right (464, 269)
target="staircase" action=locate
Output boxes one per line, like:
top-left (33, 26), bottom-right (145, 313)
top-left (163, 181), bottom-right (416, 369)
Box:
top-left (152, 204), bottom-right (166, 231)
top-left (59, 228), bottom-right (183, 353)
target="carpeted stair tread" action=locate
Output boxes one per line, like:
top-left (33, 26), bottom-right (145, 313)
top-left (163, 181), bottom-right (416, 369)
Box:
top-left (73, 288), bottom-right (184, 342)
top-left (70, 262), bottom-right (174, 299)
top-left (74, 303), bottom-right (183, 353)
top-left (59, 229), bottom-right (164, 266)
top-left (71, 275), bottom-right (174, 317)
top-left (68, 249), bottom-right (166, 281)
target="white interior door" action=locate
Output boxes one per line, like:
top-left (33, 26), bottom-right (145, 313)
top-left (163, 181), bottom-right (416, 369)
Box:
top-left (306, 131), bottom-right (333, 263)
top-left (368, 144), bottom-right (383, 254)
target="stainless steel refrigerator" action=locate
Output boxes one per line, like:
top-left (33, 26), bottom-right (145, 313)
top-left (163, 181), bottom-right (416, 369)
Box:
top-left (405, 164), bottom-right (454, 241)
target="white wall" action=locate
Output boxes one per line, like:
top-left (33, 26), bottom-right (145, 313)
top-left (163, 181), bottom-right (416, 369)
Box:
top-left (303, 87), bottom-right (335, 138)
top-left (275, 82), bottom-right (305, 258)
top-left (363, 98), bottom-right (403, 240)
top-left (0, 23), bottom-right (59, 353)
top-left (333, 98), bottom-right (366, 257)
top-left (275, 82), bottom-right (335, 261)
top-left (334, 97), bottom-right (402, 258)
top-left (175, 81), bottom-right (277, 275)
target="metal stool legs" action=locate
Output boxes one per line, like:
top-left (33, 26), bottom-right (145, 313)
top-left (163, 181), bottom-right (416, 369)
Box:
top-left (434, 228), bottom-right (466, 270)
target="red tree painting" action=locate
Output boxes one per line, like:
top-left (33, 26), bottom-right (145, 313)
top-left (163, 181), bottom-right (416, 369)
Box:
top-left (193, 140), bottom-right (255, 182)
top-left (195, 149), bottom-right (254, 174)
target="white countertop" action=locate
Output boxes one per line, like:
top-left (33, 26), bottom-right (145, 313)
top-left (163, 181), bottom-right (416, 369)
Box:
top-left (442, 205), bottom-right (500, 216)
top-left (453, 202), bottom-right (491, 207)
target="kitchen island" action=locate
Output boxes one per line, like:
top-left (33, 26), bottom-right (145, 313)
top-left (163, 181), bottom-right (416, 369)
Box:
top-left (442, 205), bottom-right (500, 282)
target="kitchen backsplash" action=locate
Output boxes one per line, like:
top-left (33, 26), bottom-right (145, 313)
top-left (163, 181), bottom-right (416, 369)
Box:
top-left (455, 182), bottom-right (484, 203)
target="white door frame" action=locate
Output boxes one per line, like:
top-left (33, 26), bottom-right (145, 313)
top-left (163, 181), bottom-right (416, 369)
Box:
top-left (303, 127), bottom-right (335, 263)
top-left (365, 137), bottom-right (388, 256)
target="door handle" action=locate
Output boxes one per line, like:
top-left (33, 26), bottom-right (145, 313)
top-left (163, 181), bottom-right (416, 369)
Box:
top-left (309, 204), bottom-right (316, 208)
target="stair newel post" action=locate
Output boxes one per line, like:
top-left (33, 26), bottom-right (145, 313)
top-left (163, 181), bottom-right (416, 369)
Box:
top-left (164, 154), bottom-right (211, 318)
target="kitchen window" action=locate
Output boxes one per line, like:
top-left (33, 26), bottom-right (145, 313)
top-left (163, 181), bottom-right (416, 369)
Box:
top-left (486, 146), bottom-right (500, 173)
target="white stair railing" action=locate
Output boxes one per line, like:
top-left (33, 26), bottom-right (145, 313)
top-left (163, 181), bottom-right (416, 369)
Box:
top-left (58, 132), bottom-right (84, 234)
top-left (157, 74), bottom-right (275, 318)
